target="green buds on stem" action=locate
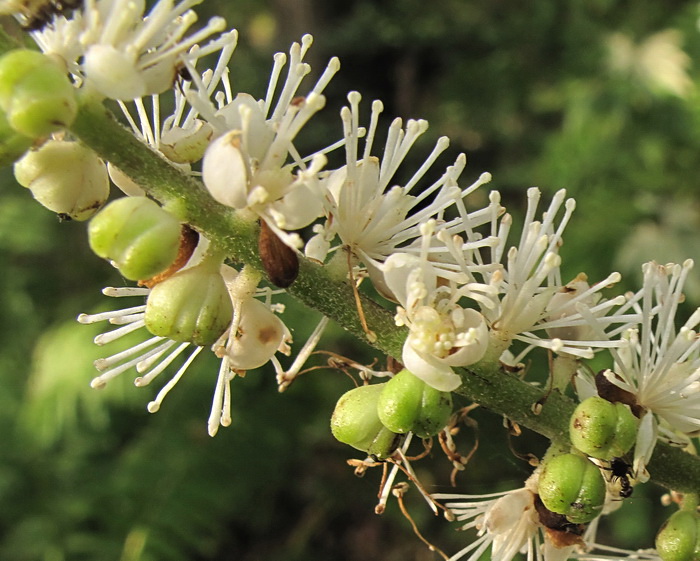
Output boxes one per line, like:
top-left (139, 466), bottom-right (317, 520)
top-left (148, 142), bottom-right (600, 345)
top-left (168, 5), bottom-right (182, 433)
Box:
top-left (88, 196), bottom-right (181, 280)
top-left (331, 384), bottom-right (404, 459)
top-left (144, 263), bottom-right (233, 346)
top-left (656, 510), bottom-right (700, 561)
top-left (15, 139), bottom-right (109, 220)
top-left (538, 453), bottom-right (606, 524)
top-left (570, 396), bottom-right (638, 460)
top-left (377, 368), bottom-right (453, 438)
top-left (0, 49), bottom-right (77, 138)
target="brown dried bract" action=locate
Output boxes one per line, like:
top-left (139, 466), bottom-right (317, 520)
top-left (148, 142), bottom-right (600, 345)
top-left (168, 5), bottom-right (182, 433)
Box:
top-left (258, 220), bottom-right (299, 288)
top-left (534, 495), bottom-right (585, 548)
top-left (595, 370), bottom-right (644, 417)
top-left (139, 224), bottom-right (199, 288)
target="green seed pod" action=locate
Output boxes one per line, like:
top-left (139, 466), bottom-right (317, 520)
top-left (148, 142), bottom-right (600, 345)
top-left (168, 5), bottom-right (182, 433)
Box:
top-left (15, 139), bottom-right (109, 220)
top-left (144, 264), bottom-right (234, 346)
top-left (331, 384), bottom-right (404, 459)
top-left (377, 368), bottom-right (453, 438)
top-left (0, 49), bottom-right (77, 138)
top-left (570, 396), bottom-right (639, 459)
top-left (0, 109), bottom-right (32, 167)
top-left (88, 197), bottom-right (181, 280)
top-left (538, 453), bottom-right (606, 524)
top-left (656, 510), bottom-right (700, 561)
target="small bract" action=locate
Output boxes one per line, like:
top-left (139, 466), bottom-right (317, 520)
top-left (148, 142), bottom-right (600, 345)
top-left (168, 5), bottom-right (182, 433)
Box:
top-left (537, 452), bottom-right (606, 524)
top-left (570, 396), bottom-right (638, 459)
top-left (88, 196), bottom-right (180, 279)
top-left (331, 384), bottom-right (404, 459)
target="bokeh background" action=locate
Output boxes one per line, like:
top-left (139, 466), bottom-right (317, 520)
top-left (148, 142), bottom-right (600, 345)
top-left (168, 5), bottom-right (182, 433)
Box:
top-left (2, 0), bottom-right (700, 559)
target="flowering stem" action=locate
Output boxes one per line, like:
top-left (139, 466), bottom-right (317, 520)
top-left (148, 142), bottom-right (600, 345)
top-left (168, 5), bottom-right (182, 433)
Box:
top-left (58, 81), bottom-right (700, 495)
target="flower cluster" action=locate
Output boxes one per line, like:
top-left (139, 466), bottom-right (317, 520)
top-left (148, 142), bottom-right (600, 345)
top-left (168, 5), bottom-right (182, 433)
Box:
top-left (2, 1), bottom-right (699, 560)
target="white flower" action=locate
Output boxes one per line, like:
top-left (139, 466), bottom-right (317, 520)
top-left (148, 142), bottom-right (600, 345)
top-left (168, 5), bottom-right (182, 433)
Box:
top-left (32, 0), bottom-right (228, 100)
top-left (472, 188), bottom-right (633, 363)
top-left (114, 30), bottom-right (238, 161)
top-left (78, 260), bottom-right (292, 436)
top-left (579, 260), bottom-right (700, 481)
top-left (306, 90), bottom-right (495, 279)
top-left (108, 29), bottom-right (238, 194)
top-left (383, 221), bottom-right (492, 391)
top-left (434, 478), bottom-right (576, 561)
top-left (192, 34), bottom-right (339, 246)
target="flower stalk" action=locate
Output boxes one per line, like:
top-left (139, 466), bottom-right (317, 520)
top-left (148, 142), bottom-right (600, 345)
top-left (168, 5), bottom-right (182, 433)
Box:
top-left (59, 81), bottom-right (700, 495)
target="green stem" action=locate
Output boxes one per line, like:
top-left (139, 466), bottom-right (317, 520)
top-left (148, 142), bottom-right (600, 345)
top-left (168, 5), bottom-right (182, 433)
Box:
top-left (0, 35), bottom-right (665, 493)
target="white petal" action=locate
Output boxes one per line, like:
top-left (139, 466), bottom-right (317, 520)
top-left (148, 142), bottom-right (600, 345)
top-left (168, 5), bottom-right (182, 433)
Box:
top-left (202, 132), bottom-right (249, 209)
top-left (444, 309), bottom-right (489, 367)
top-left (402, 339), bottom-right (461, 391)
top-left (382, 253), bottom-right (437, 308)
top-left (304, 232), bottom-right (331, 264)
top-left (632, 412), bottom-right (656, 483)
top-left (108, 162), bottom-right (145, 197)
top-left (270, 181), bottom-right (323, 230)
top-left (83, 44), bottom-right (145, 100)
top-left (225, 299), bottom-right (285, 370)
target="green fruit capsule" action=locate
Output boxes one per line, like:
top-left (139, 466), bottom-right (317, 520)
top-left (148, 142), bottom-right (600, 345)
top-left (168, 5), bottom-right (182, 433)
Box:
top-left (144, 264), bottom-right (233, 346)
top-left (538, 453), bottom-right (606, 524)
top-left (570, 396), bottom-right (639, 460)
top-left (0, 49), bottom-right (77, 138)
top-left (88, 196), bottom-right (181, 280)
top-left (377, 368), bottom-right (453, 438)
top-left (15, 139), bottom-right (109, 220)
top-left (331, 384), bottom-right (404, 459)
top-left (656, 510), bottom-right (700, 561)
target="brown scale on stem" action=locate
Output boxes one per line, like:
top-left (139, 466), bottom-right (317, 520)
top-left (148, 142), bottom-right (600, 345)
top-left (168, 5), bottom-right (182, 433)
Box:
top-left (258, 220), bottom-right (299, 288)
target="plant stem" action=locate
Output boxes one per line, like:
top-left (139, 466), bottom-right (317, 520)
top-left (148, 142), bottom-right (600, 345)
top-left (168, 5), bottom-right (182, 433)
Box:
top-left (64, 91), bottom-right (700, 494)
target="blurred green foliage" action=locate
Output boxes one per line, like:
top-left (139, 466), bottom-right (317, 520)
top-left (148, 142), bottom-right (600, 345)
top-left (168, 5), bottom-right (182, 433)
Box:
top-left (1, 0), bottom-right (700, 558)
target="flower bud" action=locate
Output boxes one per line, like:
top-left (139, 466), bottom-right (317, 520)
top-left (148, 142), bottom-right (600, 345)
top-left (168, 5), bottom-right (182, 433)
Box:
top-left (145, 264), bottom-right (233, 346)
top-left (88, 196), bottom-right (181, 279)
top-left (14, 139), bottom-right (109, 220)
top-left (538, 453), bottom-right (606, 524)
top-left (377, 368), bottom-right (453, 438)
top-left (331, 384), bottom-right (404, 459)
top-left (570, 396), bottom-right (638, 459)
top-left (656, 510), bottom-right (700, 561)
top-left (0, 49), bottom-right (77, 138)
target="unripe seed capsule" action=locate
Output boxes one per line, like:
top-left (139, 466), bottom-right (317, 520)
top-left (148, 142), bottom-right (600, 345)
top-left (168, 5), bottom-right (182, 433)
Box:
top-left (331, 384), bottom-right (404, 459)
top-left (656, 510), bottom-right (700, 561)
top-left (570, 396), bottom-right (638, 459)
top-left (377, 368), bottom-right (453, 438)
top-left (88, 197), bottom-right (181, 280)
top-left (144, 264), bottom-right (234, 346)
top-left (0, 49), bottom-right (77, 138)
top-left (538, 453), bottom-right (606, 524)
